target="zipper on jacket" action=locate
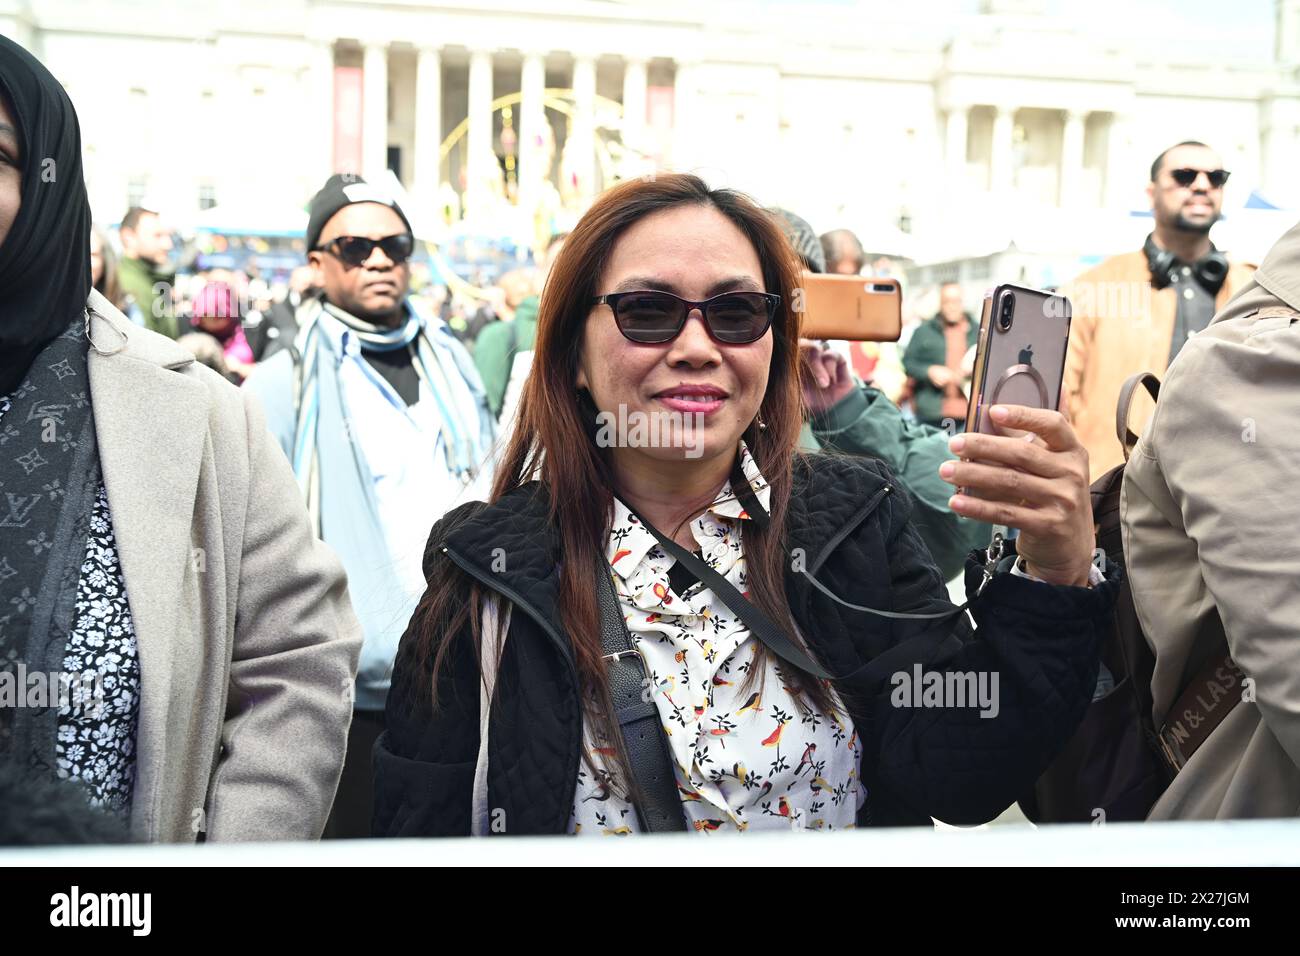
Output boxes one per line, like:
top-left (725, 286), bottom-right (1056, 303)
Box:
top-left (807, 484), bottom-right (892, 575)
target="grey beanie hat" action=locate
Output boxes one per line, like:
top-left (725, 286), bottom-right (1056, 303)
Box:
top-left (768, 207), bottom-right (825, 273)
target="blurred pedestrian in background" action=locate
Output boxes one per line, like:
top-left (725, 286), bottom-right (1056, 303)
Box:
top-left (820, 228), bottom-right (865, 277)
top-left (178, 280), bottom-right (255, 381)
top-left (248, 263), bottom-right (317, 362)
top-left (903, 281), bottom-right (978, 430)
top-left (1063, 140), bottom-right (1255, 478)
top-left (474, 232), bottom-right (568, 421)
top-left (89, 222), bottom-right (140, 324)
top-left (116, 203), bottom-right (177, 339)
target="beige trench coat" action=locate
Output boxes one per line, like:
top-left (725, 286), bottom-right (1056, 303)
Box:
top-left (1122, 222), bottom-right (1300, 819)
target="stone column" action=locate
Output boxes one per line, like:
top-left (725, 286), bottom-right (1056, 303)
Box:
top-left (622, 57), bottom-right (648, 176)
top-left (413, 46), bottom-right (442, 204)
top-left (362, 41), bottom-right (389, 181)
top-left (569, 55), bottom-right (597, 205)
top-left (1059, 109), bottom-right (1086, 206)
top-left (519, 52), bottom-right (547, 213)
top-left (672, 60), bottom-right (696, 172)
top-left (1105, 111), bottom-right (1132, 209)
top-left (990, 105), bottom-right (1014, 194)
top-left (945, 106), bottom-right (969, 192)
top-left (466, 49), bottom-right (495, 216)
top-left (308, 39), bottom-right (336, 186)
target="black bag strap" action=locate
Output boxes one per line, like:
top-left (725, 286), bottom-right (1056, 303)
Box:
top-left (593, 560), bottom-right (687, 832)
top-left (629, 512), bottom-right (839, 680)
top-left (630, 506), bottom-right (984, 684)
top-left (623, 485), bottom-right (981, 684)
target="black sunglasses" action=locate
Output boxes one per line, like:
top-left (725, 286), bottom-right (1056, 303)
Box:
top-left (316, 233), bottom-right (415, 267)
top-left (1169, 168), bottom-right (1231, 189)
top-left (592, 289), bottom-right (780, 345)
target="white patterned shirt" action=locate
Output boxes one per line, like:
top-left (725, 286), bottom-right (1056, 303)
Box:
top-left (568, 442), bottom-right (864, 835)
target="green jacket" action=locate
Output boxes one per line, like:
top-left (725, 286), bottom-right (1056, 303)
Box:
top-left (807, 384), bottom-right (992, 581)
top-left (473, 294), bottom-right (539, 418)
top-left (118, 256), bottom-right (177, 339)
top-left (902, 314), bottom-right (978, 427)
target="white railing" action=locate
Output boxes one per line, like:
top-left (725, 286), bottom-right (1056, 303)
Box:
top-left (3, 818), bottom-right (1299, 866)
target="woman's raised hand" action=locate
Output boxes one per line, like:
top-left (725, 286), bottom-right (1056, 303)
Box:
top-left (939, 404), bottom-right (1095, 587)
top-left (798, 339), bottom-right (856, 415)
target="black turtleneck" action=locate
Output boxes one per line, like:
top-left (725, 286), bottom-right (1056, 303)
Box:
top-left (361, 343), bottom-right (419, 407)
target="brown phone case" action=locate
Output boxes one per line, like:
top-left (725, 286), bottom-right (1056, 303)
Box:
top-left (962, 284), bottom-right (1072, 498)
top-left (798, 274), bottom-right (903, 341)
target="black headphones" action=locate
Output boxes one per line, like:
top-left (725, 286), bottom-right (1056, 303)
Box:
top-left (1143, 233), bottom-right (1229, 296)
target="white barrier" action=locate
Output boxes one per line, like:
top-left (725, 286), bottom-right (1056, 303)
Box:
top-left (3, 818), bottom-right (1299, 866)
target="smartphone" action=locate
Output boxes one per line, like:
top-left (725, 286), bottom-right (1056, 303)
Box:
top-left (798, 273), bottom-right (903, 342)
top-left (962, 284), bottom-right (1072, 494)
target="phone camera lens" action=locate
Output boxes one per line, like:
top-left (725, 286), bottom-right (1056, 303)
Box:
top-left (998, 293), bottom-right (1015, 331)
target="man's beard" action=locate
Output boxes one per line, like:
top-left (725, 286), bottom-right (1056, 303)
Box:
top-left (1172, 208), bottom-right (1219, 235)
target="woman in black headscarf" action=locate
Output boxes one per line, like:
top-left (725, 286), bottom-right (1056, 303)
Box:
top-left (0, 35), bottom-right (92, 391)
top-left (0, 35), bottom-right (110, 805)
top-left (0, 36), bottom-right (363, 844)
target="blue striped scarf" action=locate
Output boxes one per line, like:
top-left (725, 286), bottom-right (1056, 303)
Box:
top-left (290, 298), bottom-right (487, 527)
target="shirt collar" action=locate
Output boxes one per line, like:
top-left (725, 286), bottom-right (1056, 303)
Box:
top-left (605, 440), bottom-right (772, 578)
top-left (709, 439), bottom-right (771, 521)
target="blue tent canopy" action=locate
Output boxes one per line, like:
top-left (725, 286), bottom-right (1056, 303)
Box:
top-left (1245, 190), bottom-right (1283, 210)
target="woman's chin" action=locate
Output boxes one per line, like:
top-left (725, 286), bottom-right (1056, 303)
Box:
top-left (622, 429), bottom-right (742, 466)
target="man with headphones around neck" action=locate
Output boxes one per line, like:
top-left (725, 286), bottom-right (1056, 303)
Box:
top-left (1062, 140), bottom-right (1255, 480)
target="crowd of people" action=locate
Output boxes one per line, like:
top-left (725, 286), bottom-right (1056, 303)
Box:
top-left (1, 30), bottom-right (1295, 846)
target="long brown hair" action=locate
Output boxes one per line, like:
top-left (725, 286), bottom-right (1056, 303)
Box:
top-left (415, 173), bottom-right (831, 795)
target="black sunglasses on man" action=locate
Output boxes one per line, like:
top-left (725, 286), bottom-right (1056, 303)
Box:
top-left (1169, 168), bottom-right (1231, 189)
top-left (315, 233), bottom-right (415, 268)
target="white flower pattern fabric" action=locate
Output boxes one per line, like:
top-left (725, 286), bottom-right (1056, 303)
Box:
top-left (56, 482), bottom-right (141, 813)
top-left (568, 442), bottom-right (863, 835)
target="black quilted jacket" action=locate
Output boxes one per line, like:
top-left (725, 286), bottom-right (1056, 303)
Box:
top-left (375, 453), bottom-right (1120, 836)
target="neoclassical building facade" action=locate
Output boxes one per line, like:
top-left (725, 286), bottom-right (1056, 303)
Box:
top-left (4, 0), bottom-right (1299, 265)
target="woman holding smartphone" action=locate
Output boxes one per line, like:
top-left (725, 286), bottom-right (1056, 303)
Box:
top-left (376, 173), bottom-right (1117, 836)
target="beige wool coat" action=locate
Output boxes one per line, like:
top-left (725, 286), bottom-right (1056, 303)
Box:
top-left (84, 290), bottom-right (362, 841)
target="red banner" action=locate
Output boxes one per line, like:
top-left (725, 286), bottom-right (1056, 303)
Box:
top-left (646, 85), bottom-right (674, 170)
top-left (333, 66), bottom-right (363, 176)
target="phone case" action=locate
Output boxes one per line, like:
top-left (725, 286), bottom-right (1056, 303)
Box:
top-left (963, 284), bottom-right (1072, 497)
top-left (798, 275), bottom-right (903, 341)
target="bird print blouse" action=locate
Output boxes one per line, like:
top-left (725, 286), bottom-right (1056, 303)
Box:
top-left (568, 441), bottom-right (864, 835)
